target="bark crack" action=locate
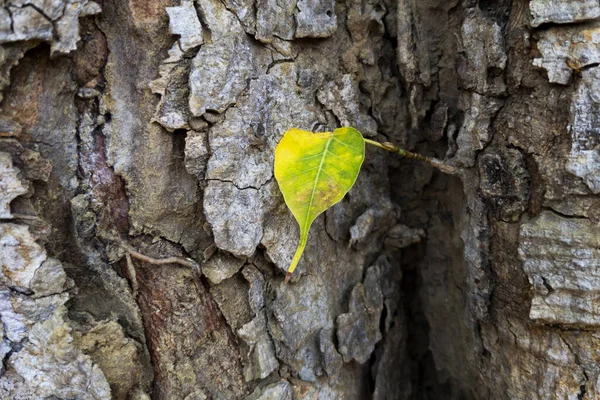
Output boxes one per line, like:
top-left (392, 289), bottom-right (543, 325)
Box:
top-left (559, 333), bottom-right (589, 399)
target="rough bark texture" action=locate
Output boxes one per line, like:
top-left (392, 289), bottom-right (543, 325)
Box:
top-left (0, 0), bottom-right (599, 399)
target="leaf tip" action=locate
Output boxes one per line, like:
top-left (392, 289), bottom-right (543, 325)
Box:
top-left (284, 271), bottom-right (293, 284)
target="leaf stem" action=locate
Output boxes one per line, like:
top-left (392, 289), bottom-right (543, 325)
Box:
top-left (364, 138), bottom-right (457, 175)
top-left (285, 234), bottom-right (307, 284)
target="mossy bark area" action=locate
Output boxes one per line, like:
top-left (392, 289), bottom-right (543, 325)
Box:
top-left (0, 0), bottom-right (599, 399)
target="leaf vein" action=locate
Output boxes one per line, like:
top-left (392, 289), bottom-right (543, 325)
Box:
top-left (325, 150), bottom-right (354, 168)
top-left (304, 137), bottom-right (333, 233)
top-left (332, 136), bottom-right (362, 150)
top-left (295, 153), bottom-right (323, 162)
top-left (279, 166), bottom-right (319, 183)
top-left (292, 179), bottom-right (318, 192)
top-left (320, 168), bottom-right (341, 187)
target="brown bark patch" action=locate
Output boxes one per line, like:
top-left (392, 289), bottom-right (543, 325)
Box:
top-left (133, 258), bottom-right (247, 400)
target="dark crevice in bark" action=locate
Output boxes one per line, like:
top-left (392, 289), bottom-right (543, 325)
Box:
top-left (4, 5), bottom-right (14, 33)
top-left (477, 0), bottom-right (512, 30)
top-left (401, 245), bottom-right (454, 400)
top-left (171, 128), bottom-right (188, 161)
top-left (531, 19), bottom-right (600, 31)
top-left (523, 151), bottom-right (544, 217)
top-left (206, 176), bottom-right (273, 191)
top-left (322, 211), bottom-right (339, 244)
top-left (266, 58), bottom-right (294, 75)
top-left (540, 206), bottom-right (589, 221)
top-left (558, 333), bottom-right (589, 399)
top-left (579, 383), bottom-right (588, 400)
top-left (197, 273), bottom-right (243, 347)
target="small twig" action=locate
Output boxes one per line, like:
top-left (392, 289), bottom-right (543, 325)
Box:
top-left (124, 243), bottom-right (198, 269)
top-left (364, 138), bottom-right (458, 175)
top-left (125, 253), bottom-right (139, 297)
top-left (111, 236), bottom-right (200, 274)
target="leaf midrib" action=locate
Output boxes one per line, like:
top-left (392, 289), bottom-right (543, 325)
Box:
top-left (303, 134), bottom-right (333, 236)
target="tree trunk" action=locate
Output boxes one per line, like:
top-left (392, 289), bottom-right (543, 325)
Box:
top-left (1, 0), bottom-right (599, 399)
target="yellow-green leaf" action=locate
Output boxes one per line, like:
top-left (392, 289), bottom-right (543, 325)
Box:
top-left (274, 127), bottom-right (365, 282)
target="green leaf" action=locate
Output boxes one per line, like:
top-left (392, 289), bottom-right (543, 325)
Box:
top-left (274, 127), bottom-right (365, 282)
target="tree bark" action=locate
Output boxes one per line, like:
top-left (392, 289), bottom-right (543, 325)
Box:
top-left (1, 0), bottom-right (599, 399)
